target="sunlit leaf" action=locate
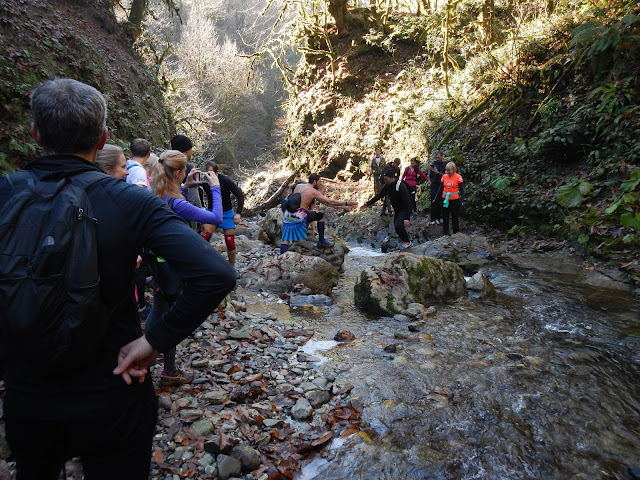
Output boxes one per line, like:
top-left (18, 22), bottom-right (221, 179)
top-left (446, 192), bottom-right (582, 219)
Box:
top-left (357, 431), bottom-right (373, 444)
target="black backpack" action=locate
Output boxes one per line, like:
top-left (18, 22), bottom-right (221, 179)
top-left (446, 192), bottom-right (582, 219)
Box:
top-left (0, 170), bottom-right (110, 374)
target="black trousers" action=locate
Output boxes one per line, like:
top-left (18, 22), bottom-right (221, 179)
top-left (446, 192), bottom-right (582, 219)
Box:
top-left (6, 383), bottom-right (157, 480)
top-left (442, 198), bottom-right (461, 235)
top-left (430, 194), bottom-right (442, 221)
top-left (393, 211), bottom-right (410, 242)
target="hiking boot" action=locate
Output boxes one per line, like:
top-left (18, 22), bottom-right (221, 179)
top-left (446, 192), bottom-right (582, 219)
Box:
top-left (316, 239), bottom-right (333, 249)
top-left (159, 369), bottom-right (194, 387)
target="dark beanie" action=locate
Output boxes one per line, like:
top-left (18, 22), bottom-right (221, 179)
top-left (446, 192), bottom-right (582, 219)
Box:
top-left (170, 134), bottom-right (193, 153)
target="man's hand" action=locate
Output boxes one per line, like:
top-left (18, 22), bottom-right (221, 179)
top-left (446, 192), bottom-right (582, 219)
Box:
top-left (113, 336), bottom-right (158, 385)
top-left (404, 220), bottom-right (411, 228)
top-left (358, 204), bottom-right (367, 211)
top-left (233, 213), bottom-right (241, 225)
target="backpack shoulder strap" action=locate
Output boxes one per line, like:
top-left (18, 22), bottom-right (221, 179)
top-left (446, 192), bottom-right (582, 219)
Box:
top-left (4, 170), bottom-right (34, 190)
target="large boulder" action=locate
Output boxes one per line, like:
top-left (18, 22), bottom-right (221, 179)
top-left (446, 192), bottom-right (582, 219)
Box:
top-left (240, 251), bottom-right (339, 295)
top-left (288, 238), bottom-right (347, 271)
top-left (257, 207), bottom-right (347, 270)
top-left (258, 207), bottom-right (283, 245)
top-left (354, 253), bottom-right (465, 316)
top-left (408, 233), bottom-right (497, 273)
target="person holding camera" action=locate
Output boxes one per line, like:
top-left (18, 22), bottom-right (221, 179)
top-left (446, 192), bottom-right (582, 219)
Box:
top-left (147, 149), bottom-right (223, 385)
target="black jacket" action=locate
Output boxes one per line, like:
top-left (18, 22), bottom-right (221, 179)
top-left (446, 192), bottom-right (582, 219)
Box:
top-left (0, 155), bottom-right (236, 420)
top-left (366, 180), bottom-right (411, 219)
top-left (219, 173), bottom-right (244, 214)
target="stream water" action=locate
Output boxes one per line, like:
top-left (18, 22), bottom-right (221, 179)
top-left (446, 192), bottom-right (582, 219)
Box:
top-left (245, 245), bottom-right (640, 480)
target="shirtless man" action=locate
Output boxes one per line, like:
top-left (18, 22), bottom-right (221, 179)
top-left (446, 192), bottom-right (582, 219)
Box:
top-left (280, 173), bottom-right (357, 253)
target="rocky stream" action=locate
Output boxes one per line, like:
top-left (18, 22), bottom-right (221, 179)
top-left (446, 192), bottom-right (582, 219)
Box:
top-left (1, 210), bottom-right (638, 480)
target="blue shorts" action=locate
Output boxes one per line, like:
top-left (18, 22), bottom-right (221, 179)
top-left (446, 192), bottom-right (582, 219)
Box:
top-left (219, 209), bottom-right (236, 230)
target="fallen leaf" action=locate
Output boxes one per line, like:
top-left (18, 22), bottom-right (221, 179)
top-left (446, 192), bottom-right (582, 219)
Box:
top-left (153, 447), bottom-right (165, 464)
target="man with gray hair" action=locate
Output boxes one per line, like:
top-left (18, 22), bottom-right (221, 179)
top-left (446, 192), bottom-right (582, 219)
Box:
top-left (0, 78), bottom-right (236, 479)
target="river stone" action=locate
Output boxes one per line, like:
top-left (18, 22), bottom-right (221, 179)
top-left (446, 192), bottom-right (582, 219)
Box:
top-left (179, 408), bottom-right (204, 420)
top-left (217, 454), bottom-right (242, 480)
top-left (204, 440), bottom-right (221, 455)
top-left (354, 253), bottom-right (466, 316)
top-left (466, 272), bottom-right (495, 297)
top-left (191, 419), bottom-right (214, 436)
top-left (334, 330), bottom-right (356, 341)
top-left (257, 207), bottom-right (283, 245)
top-left (405, 303), bottom-right (425, 317)
top-left (411, 233), bottom-right (495, 271)
top-left (288, 238), bottom-right (348, 271)
top-left (228, 327), bottom-right (252, 340)
top-left (306, 389), bottom-right (331, 408)
top-left (230, 445), bottom-right (261, 472)
top-left (291, 397), bottom-right (314, 420)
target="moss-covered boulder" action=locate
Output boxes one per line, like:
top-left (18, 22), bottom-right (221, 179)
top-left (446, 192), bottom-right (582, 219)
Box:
top-left (354, 253), bottom-right (465, 316)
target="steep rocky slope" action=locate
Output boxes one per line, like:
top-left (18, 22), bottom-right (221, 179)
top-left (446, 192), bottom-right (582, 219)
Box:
top-left (283, 6), bottom-right (640, 283)
top-left (0, 0), bottom-right (171, 172)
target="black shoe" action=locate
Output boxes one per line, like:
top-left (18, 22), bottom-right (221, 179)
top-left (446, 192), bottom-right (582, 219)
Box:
top-left (316, 239), bottom-right (333, 248)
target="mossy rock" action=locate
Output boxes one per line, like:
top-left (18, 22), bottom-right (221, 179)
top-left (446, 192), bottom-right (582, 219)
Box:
top-left (354, 253), bottom-right (465, 316)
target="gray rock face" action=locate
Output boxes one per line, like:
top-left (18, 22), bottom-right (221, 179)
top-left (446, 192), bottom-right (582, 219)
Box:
top-left (354, 253), bottom-right (466, 316)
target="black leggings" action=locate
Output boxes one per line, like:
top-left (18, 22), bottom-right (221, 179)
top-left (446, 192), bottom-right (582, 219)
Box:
top-left (442, 198), bottom-right (461, 235)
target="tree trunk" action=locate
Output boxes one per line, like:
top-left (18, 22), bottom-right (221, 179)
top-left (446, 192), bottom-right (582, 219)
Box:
top-left (442, 3), bottom-right (451, 97)
top-left (243, 171), bottom-right (299, 215)
top-left (546, 0), bottom-right (555, 16)
top-left (128, 0), bottom-right (148, 40)
top-left (327, 0), bottom-right (349, 35)
top-left (481, 0), bottom-right (493, 45)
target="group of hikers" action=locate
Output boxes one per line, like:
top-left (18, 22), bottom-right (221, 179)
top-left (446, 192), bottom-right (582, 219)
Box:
top-left (281, 148), bottom-right (464, 251)
top-left (0, 79), bottom-right (240, 479)
top-left (0, 77), bottom-right (465, 479)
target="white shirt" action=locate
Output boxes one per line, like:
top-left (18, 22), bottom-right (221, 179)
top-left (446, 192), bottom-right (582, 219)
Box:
top-left (125, 160), bottom-right (148, 187)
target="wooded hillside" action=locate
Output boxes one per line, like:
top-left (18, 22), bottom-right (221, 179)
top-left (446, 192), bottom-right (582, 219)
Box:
top-left (282, 1), bottom-right (639, 280)
top-left (0, 0), bottom-right (171, 171)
